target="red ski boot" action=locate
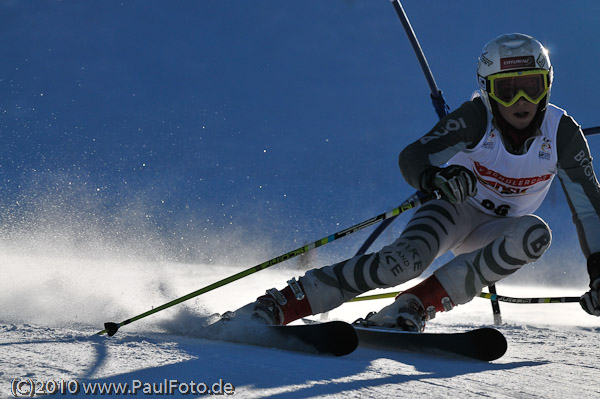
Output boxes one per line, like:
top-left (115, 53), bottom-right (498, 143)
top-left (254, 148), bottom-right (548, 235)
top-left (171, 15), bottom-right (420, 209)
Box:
top-left (225, 278), bottom-right (313, 325)
top-left (365, 275), bottom-right (454, 332)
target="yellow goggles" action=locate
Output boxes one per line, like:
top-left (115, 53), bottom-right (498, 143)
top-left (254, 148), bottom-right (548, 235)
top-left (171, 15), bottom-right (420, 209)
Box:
top-left (487, 69), bottom-right (549, 107)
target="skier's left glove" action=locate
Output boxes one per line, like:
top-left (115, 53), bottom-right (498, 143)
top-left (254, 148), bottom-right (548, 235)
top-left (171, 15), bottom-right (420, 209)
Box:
top-left (580, 253), bottom-right (600, 316)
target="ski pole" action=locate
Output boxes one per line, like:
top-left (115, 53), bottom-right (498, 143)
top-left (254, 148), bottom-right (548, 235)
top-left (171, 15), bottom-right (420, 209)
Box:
top-left (348, 291), bottom-right (580, 304)
top-left (390, 0), bottom-right (449, 119)
top-left (583, 126), bottom-right (600, 136)
top-left (96, 190), bottom-right (441, 336)
top-left (477, 293), bottom-right (579, 304)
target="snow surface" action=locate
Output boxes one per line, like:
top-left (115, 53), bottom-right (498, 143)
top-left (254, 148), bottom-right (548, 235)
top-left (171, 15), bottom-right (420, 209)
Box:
top-left (1, 252), bottom-right (599, 399)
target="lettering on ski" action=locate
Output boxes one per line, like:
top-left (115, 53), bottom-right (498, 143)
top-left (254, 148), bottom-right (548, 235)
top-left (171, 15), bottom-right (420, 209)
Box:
top-left (206, 320), bottom-right (358, 357)
top-left (352, 323), bottom-right (507, 361)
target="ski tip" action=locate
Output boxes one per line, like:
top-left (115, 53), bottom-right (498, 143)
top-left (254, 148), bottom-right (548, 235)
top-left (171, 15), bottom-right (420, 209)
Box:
top-left (324, 321), bottom-right (359, 356)
top-left (278, 321), bottom-right (358, 356)
top-left (310, 321), bottom-right (359, 356)
top-left (290, 320), bottom-right (358, 356)
top-left (104, 322), bottom-right (120, 337)
top-left (468, 327), bottom-right (508, 361)
top-left (334, 321), bottom-right (360, 354)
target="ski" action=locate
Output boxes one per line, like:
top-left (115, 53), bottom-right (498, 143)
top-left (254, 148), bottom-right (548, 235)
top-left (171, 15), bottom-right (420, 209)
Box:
top-left (205, 320), bottom-right (358, 357)
top-left (353, 323), bottom-right (507, 361)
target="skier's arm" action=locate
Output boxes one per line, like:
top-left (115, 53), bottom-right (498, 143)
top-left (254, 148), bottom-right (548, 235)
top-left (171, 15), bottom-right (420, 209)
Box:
top-left (556, 115), bottom-right (600, 316)
top-left (556, 114), bottom-right (600, 260)
top-left (398, 97), bottom-right (488, 191)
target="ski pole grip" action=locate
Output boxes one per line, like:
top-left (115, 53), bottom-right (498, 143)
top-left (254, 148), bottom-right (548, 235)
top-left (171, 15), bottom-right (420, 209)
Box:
top-left (411, 190), bottom-right (441, 207)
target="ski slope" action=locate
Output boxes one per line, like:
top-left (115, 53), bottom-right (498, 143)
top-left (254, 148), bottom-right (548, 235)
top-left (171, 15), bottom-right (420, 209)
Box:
top-left (2, 253), bottom-right (599, 398)
top-left (2, 1), bottom-right (600, 398)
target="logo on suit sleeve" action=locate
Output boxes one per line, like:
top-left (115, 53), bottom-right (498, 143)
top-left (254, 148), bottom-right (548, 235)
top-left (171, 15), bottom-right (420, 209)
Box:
top-left (420, 118), bottom-right (467, 144)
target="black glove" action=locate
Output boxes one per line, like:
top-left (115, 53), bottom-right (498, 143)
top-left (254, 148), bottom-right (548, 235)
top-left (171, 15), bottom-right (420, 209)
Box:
top-left (580, 253), bottom-right (600, 316)
top-left (420, 165), bottom-right (477, 204)
top-left (580, 279), bottom-right (600, 316)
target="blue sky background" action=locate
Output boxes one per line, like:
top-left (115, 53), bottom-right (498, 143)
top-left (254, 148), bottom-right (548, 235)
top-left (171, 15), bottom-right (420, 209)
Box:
top-left (1, 1), bottom-right (599, 285)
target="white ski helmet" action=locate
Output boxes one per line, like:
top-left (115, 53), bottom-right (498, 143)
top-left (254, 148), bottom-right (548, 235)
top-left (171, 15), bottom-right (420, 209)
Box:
top-left (477, 33), bottom-right (553, 113)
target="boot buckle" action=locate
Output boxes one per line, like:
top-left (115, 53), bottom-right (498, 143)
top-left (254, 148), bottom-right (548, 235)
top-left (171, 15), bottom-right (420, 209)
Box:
top-left (266, 288), bottom-right (287, 306)
top-left (287, 277), bottom-right (305, 301)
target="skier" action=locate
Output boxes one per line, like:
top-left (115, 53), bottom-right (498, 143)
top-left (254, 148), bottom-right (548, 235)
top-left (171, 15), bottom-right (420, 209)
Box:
top-left (227, 33), bottom-right (600, 332)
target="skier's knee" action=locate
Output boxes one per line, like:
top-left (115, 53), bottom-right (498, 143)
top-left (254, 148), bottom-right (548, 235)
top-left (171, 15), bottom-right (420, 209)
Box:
top-left (377, 238), bottom-right (426, 286)
top-left (504, 215), bottom-right (551, 263)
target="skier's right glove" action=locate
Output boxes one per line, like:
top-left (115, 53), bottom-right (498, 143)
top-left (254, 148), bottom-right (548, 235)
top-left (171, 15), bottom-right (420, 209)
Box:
top-left (580, 279), bottom-right (600, 316)
top-left (420, 165), bottom-right (477, 204)
top-left (581, 253), bottom-right (600, 316)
